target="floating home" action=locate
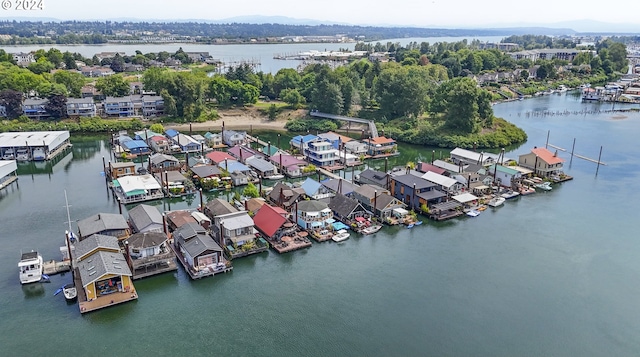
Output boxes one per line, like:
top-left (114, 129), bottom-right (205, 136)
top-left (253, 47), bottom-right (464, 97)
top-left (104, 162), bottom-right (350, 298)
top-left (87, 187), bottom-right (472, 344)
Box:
top-left (0, 131), bottom-right (71, 161)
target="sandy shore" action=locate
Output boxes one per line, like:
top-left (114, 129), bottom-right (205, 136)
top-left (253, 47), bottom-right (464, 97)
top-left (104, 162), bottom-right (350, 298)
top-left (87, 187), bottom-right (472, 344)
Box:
top-left (167, 113), bottom-right (288, 133)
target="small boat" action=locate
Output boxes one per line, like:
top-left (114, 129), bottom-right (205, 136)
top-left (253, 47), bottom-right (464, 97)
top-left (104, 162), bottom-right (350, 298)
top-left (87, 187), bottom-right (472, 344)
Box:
top-left (466, 210), bottom-right (481, 217)
top-left (501, 191), bottom-right (520, 200)
top-left (487, 197), bottom-right (505, 207)
top-left (63, 283), bottom-right (77, 301)
top-left (535, 181), bottom-right (553, 191)
top-left (406, 223), bottom-right (415, 229)
top-left (361, 225), bottom-right (382, 235)
top-left (19, 251), bottom-right (43, 285)
top-left (477, 206), bottom-right (487, 211)
top-left (2, 148), bottom-right (15, 160)
top-left (15, 148), bottom-right (30, 161)
top-left (332, 229), bottom-right (350, 242)
top-left (265, 174), bottom-right (285, 180)
top-left (414, 220), bottom-right (423, 226)
top-left (32, 148), bottom-right (46, 161)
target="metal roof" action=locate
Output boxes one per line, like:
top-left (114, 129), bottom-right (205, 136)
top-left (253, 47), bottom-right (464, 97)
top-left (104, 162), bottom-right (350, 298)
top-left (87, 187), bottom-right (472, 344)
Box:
top-left (77, 250), bottom-right (132, 288)
top-left (77, 213), bottom-right (129, 238)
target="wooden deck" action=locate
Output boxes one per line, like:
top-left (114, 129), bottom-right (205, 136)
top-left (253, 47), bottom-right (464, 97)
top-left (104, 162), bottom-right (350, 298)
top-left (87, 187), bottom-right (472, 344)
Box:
top-left (131, 256), bottom-right (178, 280)
top-left (0, 176), bottom-right (18, 191)
top-left (75, 269), bottom-right (138, 314)
top-left (43, 259), bottom-right (71, 275)
top-left (266, 236), bottom-right (312, 254)
top-left (170, 243), bottom-right (232, 280)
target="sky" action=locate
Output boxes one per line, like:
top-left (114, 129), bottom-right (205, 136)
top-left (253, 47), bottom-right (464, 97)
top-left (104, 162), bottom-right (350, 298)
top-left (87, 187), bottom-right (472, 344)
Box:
top-left (7, 0), bottom-right (640, 31)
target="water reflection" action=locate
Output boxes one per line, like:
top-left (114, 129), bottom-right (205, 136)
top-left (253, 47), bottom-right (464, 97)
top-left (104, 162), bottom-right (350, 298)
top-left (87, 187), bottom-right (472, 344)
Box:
top-left (21, 283), bottom-right (45, 299)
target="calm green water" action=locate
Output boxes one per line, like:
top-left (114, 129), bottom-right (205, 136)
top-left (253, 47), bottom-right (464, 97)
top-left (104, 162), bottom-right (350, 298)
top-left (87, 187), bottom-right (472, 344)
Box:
top-left (2, 93), bottom-right (640, 357)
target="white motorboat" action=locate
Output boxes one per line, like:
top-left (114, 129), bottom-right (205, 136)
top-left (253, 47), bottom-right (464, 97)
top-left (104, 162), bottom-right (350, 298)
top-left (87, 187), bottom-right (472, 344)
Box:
top-left (63, 283), bottom-right (77, 301)
top-left (360, 225), bottom-right (382, 235)
top-left (265, 174), bottom-right (285, 180)
top-left (15, 148), bottom-right (30, 161)
top-left (32, 148), bottom-right (46, 161)
top-left (487, 197), bottom-right (505, 207)
top-left (332, 229), bottom-right (350, 242)
top-left (466, 209), bottom-right (481, 217)
top-left (501, 190), bottom-right (520, 200)
top-left (2, 148), bottom-right (15, 160)
top-left (18, 251), bottom-right (43, 284)
top-left (535, 181), bottom-right (553, 191)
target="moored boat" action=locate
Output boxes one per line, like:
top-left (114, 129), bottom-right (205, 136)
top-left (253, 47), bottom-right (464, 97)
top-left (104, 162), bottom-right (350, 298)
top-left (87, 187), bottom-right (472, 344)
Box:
top-left (487, 196), bottom-right (505, 207)
top-left (18, 251), bottom-right (43, 285)
top-left (501, 190), bottom-right (520, 200)
top-left (63, 283), bottom-right (77, 301)
top-left (535, 181), bottom-right (553, 191)
top-left (466, 209), bottom-right (481, 217)
top-left (360, 224), bottom-right (382, 235)
top-left (332, 229), bottom-right (350, 242)
top-left (32, 148), bottom-right (46, 161)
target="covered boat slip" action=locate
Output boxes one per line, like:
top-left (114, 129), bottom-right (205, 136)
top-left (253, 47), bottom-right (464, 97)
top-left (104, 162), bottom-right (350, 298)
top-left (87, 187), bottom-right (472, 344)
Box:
top-left (429, 201), bottom-right (463, 221)
top-left (0, 131), bottom-right (71, 161)
top-left (0, 160), bottom-right (18, 190)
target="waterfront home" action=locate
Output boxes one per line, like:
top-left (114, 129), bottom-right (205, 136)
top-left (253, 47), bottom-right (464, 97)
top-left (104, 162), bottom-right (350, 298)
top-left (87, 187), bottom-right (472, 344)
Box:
top-left (364, 136), bottom-right (397, 157)
top-left (452, 192), bottom-right (480, 209)
top-left (141, 95), bottom-right (164, 117)
top-left (204, 132), bottom-right (225, 149)
top-left (295, 200), bottom-right (334, 231)
top-left (218, 160), bottom-right (251, 175)
top-left (172, 222), bottom-right (228, 279)
top-left (155, 171), bottom-right (191, 195)
top-left (453, 172), bottom-right (482, 191)
top-left (77, 213), bottom-right (131, 241)
top-left (112, 174), bottom-right (164, 204)
top-left (518, 147), bottom-right (565, 178)
top-left (74, 234), bottom-right (137, 313)
top-left (488, 164), bottom-right (522, 187)
top-left (290, 134), bottom-right (321, 153)
top-left (149, 135), bottom-right (171, 153)
top-left (66, 97), bottom-right (97, 117)
top-left (229, 171), bottom-right (249, 186)
top-left (104, 96), bottom-right (134, 117)
top-left (268, 182), bottom-right (307, 211)
top-left (450, 147), bottom-right (495, 166)
top-left (216, 210), bottom-right (265, 258)
top-left (191, 165), bottom-right (222, 180)
top-left (432, 159), bottom-right (466, 174)
top-left (22, 98), bottom-right (49, 120)
top-left (416, 162), bottom-right (448, 176)
top-left (204, 196), bottom-right (238, 217)
top-left (134, 129), bottom-right (162, 143)
top-left (262, 144), bottom-right (281, 157)
top-left (228, 145), bottom-right (263, 163)
top-left (172, 133), bottom-right (201, 153)
top-left (149, 153), bottom-right (181, 173)
top-left (246, 157), bottom-right (277, 178)
top-left (253, 203), bottom-right (291, 240)
top-left (206, 151), bottom-right (235, 165)
top-left (269, 153), bottom-right (307, 177)
top-left (127, 204), bottom-right (164, 233)
top-left (164, 129), bottom-right (179, 140)
top-left (105, 161), bottom-right (136, 179)
top-left (328, 193), bottom-right (370, 224)
top-left (422, 171), bottom-right (463, 195)
top-left (243, 197), bottom-right (266, 216)
top-left (344, 140), bottom-right (368, 155)
top-left (305, 140), bottom-right (339, 167)
top-left (355, 169), bottom-right (389, 189)
top-left (165, 210), bottom-right (198, 231)
top-left (322, 178), bottom-right (358, 197)
top-left (125, 231), bottom-right (177, 280)
top-left (12, 52), bottom-right (35, 66)
top-left (187, 155), bottom-right (209, 168)
top-left (222, 130), bottom-right (247, 147)
top-left (353, 184), bottom-right (405, 220)
top-left (390, 174), bottom-right (446, 211)
top-left (121, 140), bottom-right (151, 156)
top-left (300, 177), bottom-right (334, 200)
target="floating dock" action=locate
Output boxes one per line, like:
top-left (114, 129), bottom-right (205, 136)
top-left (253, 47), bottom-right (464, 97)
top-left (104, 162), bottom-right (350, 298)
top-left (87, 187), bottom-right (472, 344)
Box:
top-left (0, 131), bottom-right (71, 161)
top-left (43, 259), bottom-right (71, 275)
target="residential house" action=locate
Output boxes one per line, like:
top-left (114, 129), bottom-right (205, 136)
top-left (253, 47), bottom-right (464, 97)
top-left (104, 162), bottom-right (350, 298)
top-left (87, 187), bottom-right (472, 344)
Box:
top-left (187, 155), bottom-right (210, 168)
top-left (338, 151), bottom-right (359, 166)
top-left (204, 132), bottom-right (224, 148)
top-left (321, 178), bottom-right (358, 197)
top-left (344, 140), bottom-right (368, 155)
top-left (173, 222), bottom-right (227, 279)
top-left (172, 133), bottom-right (201, 153)
top-left (121, 140), bottom-right (151, 156)
top-left (228, 145), bottom-right (263, 163)
top-left (416, 162), bottom-right (448, 176)
top-left (253, 203), bottom-right (293, 241)
top-left (22, 98), bottom-right (49, 120)
top-left (149, 135), bottom-right (171, 153)
top-left (149, 153), bottom-right (181, 173)
top-left (191, 165), bottom-right (222, 181)
top-left (268, 182), bottom-right (306, 211)
top-left (262, 144), bottom-right (281, 157)
top-left (243, 198), bottom-right (266, 216)
top-left (112, 174), bottom-right (164, 204)
top-left (432, 159), bottom-right (466, 174)
top-left (216, 211), bottom-right (264, 257)
top-left (364, 136), bottom-right (397, 157)
top-left (450, 147), bottom-right (495, 166)
top-left (305, 140), bottom-right (339, 167)
top-left (104, 96), bottom-right (134, 117)
top-left (300, 177), bottom-right (334, 200)
top-left (421, 171), bottom-right (462, 196)
top-left (125, 231), bottom-right (177, 279)
top-left (127, 204), bottom-right (164, 233)
top-left (230, 171), bottom-right (249, 187)
top-left (355, 169), bottom-right (389, 189)
top-left (155, 171), bottom-right (190, 195)
top-left (290, 134), bottom-right (321, 153)
top-left (328, 193), bottom-right (370, 223)
top-left (317, 131), bottom-right (352, 150)
top-left (204, 198), bottom-right (238, 221)
top-left (390, 174), bottom-right (446, 211)
top-left (164, 129), bottom-right (179, 140)
top-left (269, 153), bottom-right (307, 177)
top-left (77, 213), bottom-right (131, 241)
top-left (106, 161), bottom-right (136, 179)
top-left (222, 130), bottom-right (246, 146)
top-left (66, 97), bottom-right (97, 117)
top-left (246, 157), bottom-right (277, 178)
top-left (141, 96), bottom-right (164, 117)
top-left (13, 52), bottom-right (35, 66)
top-left (295, 200), bottom-right (334, 231)
top-left (165, 210), bottom-right (198, 231)
top-left (488, 164), bottom-right (522, 187)
top-left (217, 160), bottom-right (251, 176)
top-left (74, 234), bottom-right (137, 312)
top-left (353, 184), bottom-right (405, 219)
top-left (518, 147), bottom-right (565, 178)
top-left (124, 63), bottom-right (144, 72)
top-left (206, 151), bottom-right (235, 165)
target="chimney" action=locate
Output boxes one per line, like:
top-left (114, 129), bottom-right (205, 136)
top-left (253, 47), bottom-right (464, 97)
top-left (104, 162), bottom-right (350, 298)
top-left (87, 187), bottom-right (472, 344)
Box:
top-left (554, 150), bottom-right (558, 157)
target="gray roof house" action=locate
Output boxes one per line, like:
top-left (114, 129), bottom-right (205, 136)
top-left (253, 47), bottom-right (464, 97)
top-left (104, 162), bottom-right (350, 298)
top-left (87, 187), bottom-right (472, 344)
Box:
top-left (77, 213), bottom-right (131, 241)
top-left (74, 234), bottom-right (121, 261)
top-left (328, 193), bottom-right (370, 222)
top-left (173, 222), bottom-right (225, 279)
top-left (125, 231), bottom-right (177, 279)
top-left (355, 169), bottom-right (389, 189)
top-left (128, 204), bottom-right (164, 233)
top-left (268, 182), bottom-right (306, 210)
top-left (204, 198), bottom-right (238, 220)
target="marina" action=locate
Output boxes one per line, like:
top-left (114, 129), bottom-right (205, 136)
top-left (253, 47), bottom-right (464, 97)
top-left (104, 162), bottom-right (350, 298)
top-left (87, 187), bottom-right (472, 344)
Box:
top-left (2, 92), bottom-right (640, 355)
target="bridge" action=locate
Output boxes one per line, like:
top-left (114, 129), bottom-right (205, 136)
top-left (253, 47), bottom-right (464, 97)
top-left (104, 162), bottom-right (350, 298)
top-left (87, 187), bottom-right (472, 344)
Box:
top-left (309, 111), bottom-right (379, 138)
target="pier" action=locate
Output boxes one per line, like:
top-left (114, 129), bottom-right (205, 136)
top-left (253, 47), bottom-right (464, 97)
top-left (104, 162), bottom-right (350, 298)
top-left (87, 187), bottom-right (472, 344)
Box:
top-left (310, 111), bottom-right (379, 138)
top-left (43, 259), bottom-right (71, 275)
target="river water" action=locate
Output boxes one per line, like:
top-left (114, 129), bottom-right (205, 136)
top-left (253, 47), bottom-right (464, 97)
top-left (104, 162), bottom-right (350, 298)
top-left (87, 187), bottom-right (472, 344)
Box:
top-left (0, 36), bottom-right (504, 74)
top-left (1, 92), bottom-right (640, 356)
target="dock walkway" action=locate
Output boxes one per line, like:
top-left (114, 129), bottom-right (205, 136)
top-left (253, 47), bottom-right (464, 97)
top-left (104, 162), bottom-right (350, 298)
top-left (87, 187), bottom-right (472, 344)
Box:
top-left (310, 111), bottom-right (379, 138)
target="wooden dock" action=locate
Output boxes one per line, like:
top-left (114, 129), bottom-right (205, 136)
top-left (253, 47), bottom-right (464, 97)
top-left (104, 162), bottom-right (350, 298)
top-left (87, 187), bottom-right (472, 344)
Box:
top-left (0, 176), bottom-right (18, 191)
top-left (75, 269), bottom-right (139, 314)
top-left (43, 259), bottom-right (71, 275)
